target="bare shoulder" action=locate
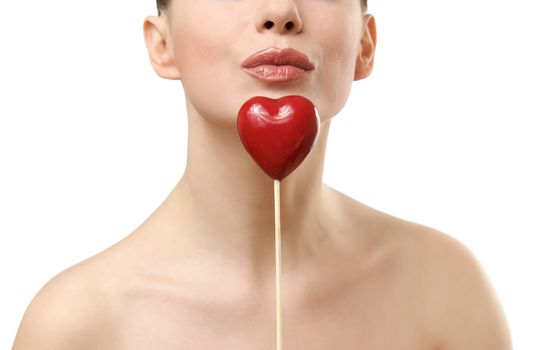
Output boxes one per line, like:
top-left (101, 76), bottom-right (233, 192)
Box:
top-left (12, 253), bottom-right (118, 349)
top-left (330, 186), bottom-right (512, 349)
top-left (382, 214), bottom-right (513, 350)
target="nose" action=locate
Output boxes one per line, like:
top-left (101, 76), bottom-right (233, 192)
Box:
top-left (255, 0), bottom-right (303, 34)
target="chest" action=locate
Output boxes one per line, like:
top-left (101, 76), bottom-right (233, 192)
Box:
top-left (106, 279), bottom-right (432, 350)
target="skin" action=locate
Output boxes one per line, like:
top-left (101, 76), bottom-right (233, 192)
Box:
top-left (13, 0), bottom-right (512, 349)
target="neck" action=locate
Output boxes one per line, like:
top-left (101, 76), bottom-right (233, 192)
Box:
top-left (144, 101), bottom-right (335, 287)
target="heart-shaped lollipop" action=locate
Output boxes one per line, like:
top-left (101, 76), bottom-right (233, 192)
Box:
top-left (237, 95), bottom-right (320, 180)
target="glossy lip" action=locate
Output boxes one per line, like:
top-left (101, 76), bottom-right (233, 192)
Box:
top-left (241, 47), bottom-right (315, 83)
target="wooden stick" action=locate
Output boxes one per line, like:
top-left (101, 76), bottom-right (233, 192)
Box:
top-left (274, 179), bottom-right (282, 350)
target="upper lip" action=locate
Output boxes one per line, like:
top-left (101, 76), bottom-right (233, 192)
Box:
top-left (241, 47), bottom-right (315, 71)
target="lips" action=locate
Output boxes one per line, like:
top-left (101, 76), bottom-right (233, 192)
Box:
top-left (241, 47), bottom-right (315, 83)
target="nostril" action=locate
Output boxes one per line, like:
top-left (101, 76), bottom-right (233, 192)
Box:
top-left (285, 22), bottom-right (294, 31)
top-left (265, 21), bottom-right (274, 29)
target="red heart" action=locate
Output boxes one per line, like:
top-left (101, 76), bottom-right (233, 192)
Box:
top-left (237, 95), bottom-right (320, 181)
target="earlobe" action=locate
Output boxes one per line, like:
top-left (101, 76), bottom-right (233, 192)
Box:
top-left (143, 16), bottom-right (181, 80)
top-left (354, 14), bottom-right (377, 81)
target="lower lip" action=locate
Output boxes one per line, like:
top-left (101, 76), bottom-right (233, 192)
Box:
top-left (242, 65), bottom-right (312, 83)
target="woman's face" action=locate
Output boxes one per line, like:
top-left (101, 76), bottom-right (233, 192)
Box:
top-left (149, 0), bottom-right (375, 126)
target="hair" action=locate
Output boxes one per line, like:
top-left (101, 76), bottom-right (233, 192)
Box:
top-left (156, 0), bottom-right (368, 17)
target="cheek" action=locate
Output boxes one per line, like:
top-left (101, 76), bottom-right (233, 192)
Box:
top-left (177, 13), bottom-right (235, 79)
top-left (173, 10), bottom-right (242, 124)
top-left (314, 21), bottom-right (361, 122)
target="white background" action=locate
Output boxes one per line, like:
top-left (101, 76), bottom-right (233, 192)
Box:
top-left (1, 0), bottom-right (532, 348)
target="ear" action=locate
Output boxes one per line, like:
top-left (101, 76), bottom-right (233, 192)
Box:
top-left (354, 14), bottom-right (377, 81)
top-left (143, 15), bottom-right (181, 80)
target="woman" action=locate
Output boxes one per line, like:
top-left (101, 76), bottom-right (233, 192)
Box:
top-left (13, 0), bottom-right (512, 348)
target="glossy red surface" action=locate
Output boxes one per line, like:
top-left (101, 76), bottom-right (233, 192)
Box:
top-left (237, 95), bottom-right (320, 181)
